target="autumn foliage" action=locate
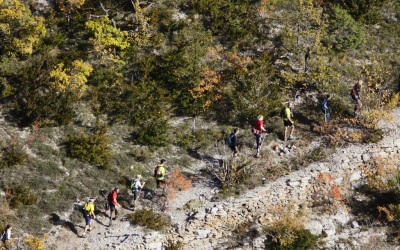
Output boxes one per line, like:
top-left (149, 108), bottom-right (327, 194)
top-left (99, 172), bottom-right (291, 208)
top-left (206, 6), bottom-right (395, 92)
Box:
top-left (165, 169), bottom-right (192, 201)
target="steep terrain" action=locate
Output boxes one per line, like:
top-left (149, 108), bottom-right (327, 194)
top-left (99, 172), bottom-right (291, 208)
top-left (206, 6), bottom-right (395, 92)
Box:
top-left (43, 108), bottom-right (400, 249)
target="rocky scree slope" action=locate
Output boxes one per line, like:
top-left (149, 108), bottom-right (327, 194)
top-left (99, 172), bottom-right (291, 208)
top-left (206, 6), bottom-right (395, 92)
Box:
top-left (43, 108), bottom-right (400, 250)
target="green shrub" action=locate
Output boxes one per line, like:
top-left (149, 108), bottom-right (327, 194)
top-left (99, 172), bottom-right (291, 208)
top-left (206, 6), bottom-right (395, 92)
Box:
top-left (165, 239), bottom-right (185, 250)
top-left (326, 5), bottom-right (366, 52)
top-left (180, 199), bottom-right (204, 212)
top-left (65, 125), bottom-right (112, 167)
top-left (1, 143), bottom-right (28, 168)
top-left (332, 0), bottom-right (389, 24)
top-left (134, 118), bottom-right (170, 148)
top-left (128, 208), bottom-right (171, 231)
top-left (129, 147), bottom-right (154, 163)
top-left (7, 184), bottom-right (39, 208)
top-left (264, 222), bottom-right (319, 250)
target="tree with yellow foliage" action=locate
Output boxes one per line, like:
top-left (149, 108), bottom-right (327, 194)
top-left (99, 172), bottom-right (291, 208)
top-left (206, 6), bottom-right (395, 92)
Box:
top-left (50, 60), bottom-right (93, 98)
top-left (85, 16), bottom-right (130, 65)
top-left (0, 0), bottom-right (46, 56)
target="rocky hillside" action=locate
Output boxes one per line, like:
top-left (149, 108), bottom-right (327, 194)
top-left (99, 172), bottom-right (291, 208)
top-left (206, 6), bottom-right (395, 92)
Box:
top-left (41, 109), bottom-right (400, 249)
top-left (1, 0), bottom-right (400, 249)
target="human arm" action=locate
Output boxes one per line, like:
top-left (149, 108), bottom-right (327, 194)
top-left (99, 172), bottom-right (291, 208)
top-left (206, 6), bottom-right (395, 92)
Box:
top-left (137, 180), bottom-right (145, 190)
top-left (261, 125), bottom-right (266, 132)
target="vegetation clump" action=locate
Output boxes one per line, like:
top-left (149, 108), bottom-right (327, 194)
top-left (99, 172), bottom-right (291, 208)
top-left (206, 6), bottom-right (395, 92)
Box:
top-left (65, 125), bottom-right (112, 167)
top-left (128, 208), bottom-right (171, 231)
top-left (263, 216), bottom-right (320, 250)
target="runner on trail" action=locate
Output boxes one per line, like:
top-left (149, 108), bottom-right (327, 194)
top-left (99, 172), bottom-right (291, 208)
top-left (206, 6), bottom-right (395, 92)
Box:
top-left (81, 198), bottom-right (95, 238)
top-left (108, 187), bottom-right (121, 226)
top-left (253, 115), bottom-right (266, 158)
top-left (283, 102), bottom-right (295, 142)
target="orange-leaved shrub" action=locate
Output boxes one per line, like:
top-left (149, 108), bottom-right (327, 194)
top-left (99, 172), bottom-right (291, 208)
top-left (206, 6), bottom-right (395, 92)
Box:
top-left (165, 168), bottom-right (191, 201)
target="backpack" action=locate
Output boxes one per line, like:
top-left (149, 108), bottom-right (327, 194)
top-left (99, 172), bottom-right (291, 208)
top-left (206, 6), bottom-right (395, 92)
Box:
top-left (280, 107), bottom-right (286, 118)
top-left (350, 88), bottom-right (356, 100)
top-left (154, 166), bottom-right (159, 178)
top-left (130, 179), bottom-right (138, 191)
top-left (81, 202), bottom-right (89, 218)
top-left (321, 99), bottom-right (328, 112)
top-left (107, 191), bottom-right (114, 203)
top-left (226, 133), bottom-right (235, 146)
top-left (0, 230), bottom-right (5, 242)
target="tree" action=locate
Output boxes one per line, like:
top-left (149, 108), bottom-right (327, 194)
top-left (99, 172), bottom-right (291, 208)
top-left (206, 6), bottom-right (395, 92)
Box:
top-left (158, 21), bottom-right (214, 115)
top-left (0, 0), bottom-right (46, 57)
top-left (50, 60), bottom-right (93, 97)
top-left (55, 0), bottom-right (86, 23)
top-left (85, 16), bottom-right (130, 65)
top-left (326, 5), bottom-right (366, 52)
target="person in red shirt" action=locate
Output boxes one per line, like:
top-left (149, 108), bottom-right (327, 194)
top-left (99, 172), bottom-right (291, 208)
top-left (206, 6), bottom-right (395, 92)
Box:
top-left (108, 187), bottom-right (121, 226)
top-left (253, 115), bottom-right (266, 158)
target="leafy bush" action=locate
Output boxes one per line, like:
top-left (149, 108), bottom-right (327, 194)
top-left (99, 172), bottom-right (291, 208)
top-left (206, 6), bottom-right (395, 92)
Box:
top-left (326, 5), bottom-right (366, 52)
top-left (134, 118), bottom-right (171, 148)
top-left (1, 234), bottom-right (47, 250)
top-left (165, 239), bottom-right (185, 250)
top-left (332, 0), bottom-right (389, 24)
top-left (263, 216), bottom-right (319, 250)
top-left (1, 142), bottom-right (28, 168)
top-left (128, 208), bottom-right (171, 231)
top-left (65, 125), bottom-right (112, 167)
top-left (6, 184), bottom-right (39, 208)
top-left (180, 199), bottom-right (204, 212)
top-left (129, 147), bottom-right (154, 163)
top-left (207, 154), bottom-right (251, 191)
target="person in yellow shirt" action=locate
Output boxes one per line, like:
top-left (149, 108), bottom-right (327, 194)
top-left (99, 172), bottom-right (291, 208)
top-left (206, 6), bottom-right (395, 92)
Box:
top-left (155, 159), bottom-right (166, 189)
top-left (81, 198), bottom-right (96, 238)
top-left (283, 102), bottom-right (295, 142)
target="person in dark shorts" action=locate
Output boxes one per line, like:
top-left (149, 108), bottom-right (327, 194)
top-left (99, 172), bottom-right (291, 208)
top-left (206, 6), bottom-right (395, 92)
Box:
top-left (107, 187), bottom-right (121, 226)
top-left (155, 159), bottom-right (166, 189)
top-left (228, 128), bottom-right (240, 157)
top-left (283, 102), bottom-right (295, 141)
top-left (81, 198), bottom-right (95, 238)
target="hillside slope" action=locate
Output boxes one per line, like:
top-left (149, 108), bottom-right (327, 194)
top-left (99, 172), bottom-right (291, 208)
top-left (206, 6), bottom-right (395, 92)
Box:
top-left (43, 109), bottom-right (400, 249)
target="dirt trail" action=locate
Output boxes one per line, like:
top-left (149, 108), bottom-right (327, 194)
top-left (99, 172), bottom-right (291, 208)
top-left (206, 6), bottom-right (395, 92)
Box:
top-left (44, 109), bottom-right (400, 250)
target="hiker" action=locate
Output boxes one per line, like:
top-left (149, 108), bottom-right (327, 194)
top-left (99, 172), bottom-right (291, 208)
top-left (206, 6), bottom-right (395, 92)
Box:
top-left (108, 187), bottom-right (121, 226)
top-left (1, 225), bottom-right (11, 244)
top-left (351, 79), bottom-right (363, 117)
top-left (228, 128), bottom-right (240, 157)
top-left (304, 48), bottom-right (311, 72)
top-left (253, 115), bottom-right (266, 158)
top-left (321, 94), bottom-right (332, 122)
top-left (81, 198), bottom-right (96, 238)
top-left (130, 175), bottom-right (145, 208)
top-left (283, 102), bottom-right (295, 141)
top-left (155, 159), bottom-right (166, 189)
